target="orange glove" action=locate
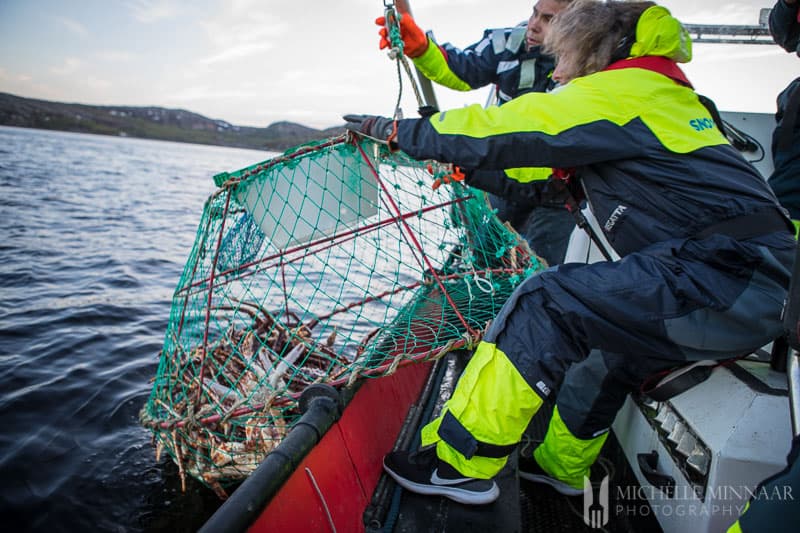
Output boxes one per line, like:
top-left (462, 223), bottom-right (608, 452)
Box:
top-left (429, 165), bottom-right (465, 190)
top-left (375, 13), bottom-right (429, 58)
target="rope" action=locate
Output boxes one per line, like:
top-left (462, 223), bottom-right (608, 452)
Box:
top-left (393, 59), bottom-right (404, 120)
top-left (398, 56), bottom-right (425, 110)
top-left (382, 5), bottom-right (425, 118)
top-left (306, 467), bottom-right (338, 533)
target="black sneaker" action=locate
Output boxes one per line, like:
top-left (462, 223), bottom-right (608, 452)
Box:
top-left (383, 446), bottom-right (500, 505)
top-left (518, 453), bottom-right (584, 496)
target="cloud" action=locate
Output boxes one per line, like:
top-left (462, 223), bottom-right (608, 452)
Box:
top-left (411, 0), bottom-right (482, 7)
top-left (277, 69), bottom-right (363, 98)
top-left (56, 17), bottom-right (89, 38)
top-left (166, 85), bottom-right (260, 104)
top-left (86, 77), bottom-right (112, 90)
top-left (197, 42), bottom-right (275, 66)
top-left (0, 68), bottom-right (53, 100)
top-left (128, 0), bottom-right (179, 23)
top-left (50, 57), bottom-right (82, 76)
top-left (0, 69), bottom-right (32, 83)
top-left (94, 50), bottom-right (137, 63)
top-left (195, 1), bottom-right (289, 67)
top-left (351, 0), bottom-right (481, 9)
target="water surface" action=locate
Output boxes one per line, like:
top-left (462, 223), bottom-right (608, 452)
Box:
top-left (0, 126), bottom-right (277, 531)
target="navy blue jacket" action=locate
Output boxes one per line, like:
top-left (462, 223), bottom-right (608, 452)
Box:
top-left (768, 0), bottom-right (800, 219)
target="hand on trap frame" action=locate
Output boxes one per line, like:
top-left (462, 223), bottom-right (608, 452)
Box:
top-left (342, 114), bottom-right (398, 144)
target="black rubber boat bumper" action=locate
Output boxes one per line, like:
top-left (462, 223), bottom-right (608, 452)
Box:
top-left (199, 385), bottom-right (342, 533)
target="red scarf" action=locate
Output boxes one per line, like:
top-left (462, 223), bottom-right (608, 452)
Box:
top-left (603, 56), bottom-right (693, 88)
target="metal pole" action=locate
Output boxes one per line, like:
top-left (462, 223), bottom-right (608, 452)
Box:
top-left (789, 350), bottom-right (800, 438)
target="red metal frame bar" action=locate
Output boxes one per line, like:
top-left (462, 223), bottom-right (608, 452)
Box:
top-left (354, 140), bottom-right (478, 338)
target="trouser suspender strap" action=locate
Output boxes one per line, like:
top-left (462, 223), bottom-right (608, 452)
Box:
top-left (438, 411), bottom-right (517, 460)
top-left (641, 360), bottom-right (719, 401)
top-left (695, 208), bottom-right (795, 241)
top-left (697, 94), bottom-right (727, 137)
top-left (561, 187), bottom-right (614, 261)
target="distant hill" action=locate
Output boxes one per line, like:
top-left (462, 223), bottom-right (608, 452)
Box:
top-left (0, 92), bottom-right (345, 151)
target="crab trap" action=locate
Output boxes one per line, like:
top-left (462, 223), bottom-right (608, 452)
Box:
top-left (139, 134), bottom-right (544, 498)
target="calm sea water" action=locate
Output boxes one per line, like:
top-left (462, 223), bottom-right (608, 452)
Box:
top-left (0, 126), bottom-right (278, 532)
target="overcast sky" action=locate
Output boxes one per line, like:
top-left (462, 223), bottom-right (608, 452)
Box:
top-left (0, 0), bottom-right (797, 129)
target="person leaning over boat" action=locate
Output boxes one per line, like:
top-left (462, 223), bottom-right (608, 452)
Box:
top-left (344, 0), bottom-right (796, 507)
top-left (376, 0), bottom-right (576, 266)
top-left (766, 0), bottom-right (800, 234)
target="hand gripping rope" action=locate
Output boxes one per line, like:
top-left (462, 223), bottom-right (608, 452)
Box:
top-left (382, 1), bottom-right (426, 120)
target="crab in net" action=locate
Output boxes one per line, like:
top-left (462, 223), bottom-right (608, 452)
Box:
top-left (144, 296), bottom-right (351, 499)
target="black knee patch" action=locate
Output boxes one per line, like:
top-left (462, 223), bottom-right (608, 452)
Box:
top-left (438, 411), bottom-right (517, 460)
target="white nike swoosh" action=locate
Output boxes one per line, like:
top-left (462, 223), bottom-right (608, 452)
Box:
top-left (430, 468), bottom-right (473, 486)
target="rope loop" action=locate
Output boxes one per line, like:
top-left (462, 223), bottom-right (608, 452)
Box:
top-left (381, 4), bottom-right (425, 118)
top-left (472, 272), bottom-right (494, 294)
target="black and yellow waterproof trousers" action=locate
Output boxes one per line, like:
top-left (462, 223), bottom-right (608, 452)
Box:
top-left (421, 232), bottom-right (793, 489)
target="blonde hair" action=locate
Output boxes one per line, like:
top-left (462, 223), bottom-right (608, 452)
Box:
top-left (544, 0), bottom-right (655, 79)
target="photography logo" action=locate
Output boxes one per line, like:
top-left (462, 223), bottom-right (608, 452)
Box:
top-left (584, 475), bottom-right (610, 529)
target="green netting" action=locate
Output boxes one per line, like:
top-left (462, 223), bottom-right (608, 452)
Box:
top-left (140, 134), bottom-right (545, 498)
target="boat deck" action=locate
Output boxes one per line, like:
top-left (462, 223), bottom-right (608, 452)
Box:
top-left (376, 351), bottom-right (661, 533)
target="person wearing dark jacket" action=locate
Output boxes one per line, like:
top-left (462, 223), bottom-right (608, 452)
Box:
top-left (766, 0), bottom-right (800, 233)
top-left (770, 0), bottom-right (799, 52)
top-left (725, 4), bottom-right (800, 531)
top-left (345, 0), bottom-right (796, 508)
top-left (376, 0), bottom-right (576, 266)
